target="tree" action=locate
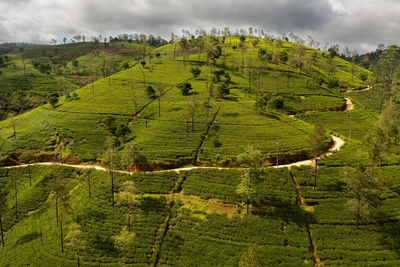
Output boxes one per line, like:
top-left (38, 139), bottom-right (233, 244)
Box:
top-left (49, 96), bottom-right (59, 109)
top-left (239, 244), bottom-right (263, 267)
top-left (178, 36), bottom-right (189, 70)
top-left (185, 100), bottom-right (198, 133)
top-left (48, 167), bottom-right (68, 253)
top-left (146, 85), bottom-right (156, 99)
top-left (113, 226), bottom-right (136, 255)
top-left (99, 53), bottom-right (114, 86)
top-left (328, 44), bottom-right (339, 58)
top-left (140, 61), bottom-right (146, 88)
top-left (7, 170), bottom-right (19, 220)
top-left (116, 124), bottom-right (131, 143)
top-left (56, 77), bottom-right (69, 95)
top-left (155, 83), bottom-right (164, 118)
top-left (180, 82), bottom-right (193, 96)
top-left (308, 123), bottom-right (327, 190)
top-left (19, 151), bottom-right (36, 186)
top-left (72, 60), bottom-right (79, 68)
top-left (273, 40), bottom-right (283, 93)
top-left (238, 36), bottom-right (247, 73)
top-left (102, 115), bottom-right (115, 132)
top-left (206, 83), bottom-right (214, 118)
top-left (345, 164), bottom-right (380, 229)
top-left (190, 66), bottom-right (201, 79)
top-left (377, 101), bottom-right (400, 153)
top-left (0, 191), bottom-right (6, 247)
top-left (65, 222), bottom-right (86, 267)
top-left (236, 145), bottom-right (263, 214)
top-left (132, 93), bottom-right (139, 114)
top-left (364, 126), bottom-right (385, 173)
top-left (376, 45), bottom-right (400, 102)
top-left (217, 83), bottom-right (229, 98)
top-left (116, 181), bottom-right (138, 229)
top-left (86, 170), bottom-right (92, 198)
top-left (105, 137), bottom-right (115, 207)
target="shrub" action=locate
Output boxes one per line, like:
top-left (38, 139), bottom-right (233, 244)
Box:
top-left (180, 82), bottom-right (193, 96)
top-left (269, 96), bottom-right (284, 109)
top-left (146, 85), bottom-right (156, 98)
top-left (359, 72), bottom-right (368, 81)
top-left (217, 83), bottom-right (229, 98)
top-left (49, 96), bottom-right (58, 109)
top-left (190, 67), bottom-right (201, 79)
top-left (327, 78), bottom-right (340, 88)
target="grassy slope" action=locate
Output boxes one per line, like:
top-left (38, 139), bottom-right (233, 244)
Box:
top-left (2, 161), bottom-right (400, 265)
top-left (0, 42), bottom-right (143, 120)
top-left (0, 37), bottom-right (368, 166)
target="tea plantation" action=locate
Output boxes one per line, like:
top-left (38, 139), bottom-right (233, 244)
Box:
top-left (3, 35), bottom-right (400, 266)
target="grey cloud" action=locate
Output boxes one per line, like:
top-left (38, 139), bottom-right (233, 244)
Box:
top-left (0, 0), bottom-right (398, 52)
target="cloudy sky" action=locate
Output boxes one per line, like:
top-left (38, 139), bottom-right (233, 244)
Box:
top-left (0, 0), bottom-right (398, 52)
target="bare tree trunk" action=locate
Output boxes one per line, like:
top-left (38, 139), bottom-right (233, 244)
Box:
top-left (59, 205), bottom-right (64, 253)
top-left (0, 215), bottom-right (4, 247)
top-left (158, 98), bottom-right (161, 118)
top-left (142, 70), bottom-right (146, 88)
top-left (88, 174), bottom-right (91, 198)
top-left (198, 47), bottom-right (201, 63)
top-left (313, 158), bottom-right (318, 190)
top-left (241, 50), bottom-right (244, 74)
top-left (38, 217), bottom-right (44, 247)
top-left (14, 180), bottom-right (18, 219)
top-left (276, 62), bottom-right (279, 93)
top-left (248, 69), bottom-right (251, 92)
top-left (287, 65), bottom-right (290, 88)
top-left (127, 211), bottom-right (131, 231)
top-left (56, 197), bottom-right (59, 226)
top-left (110, 170), bottom-right (115, 207)
top-left (130, 69), bottom-right (133, 89)
top-left (356, 207), bottom-right (360, 229)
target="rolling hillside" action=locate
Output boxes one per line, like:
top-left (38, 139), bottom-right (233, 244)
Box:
top-left (4, 36), bottom-right (398, 267)
top-left (0, 36), bottom-right (370, 168)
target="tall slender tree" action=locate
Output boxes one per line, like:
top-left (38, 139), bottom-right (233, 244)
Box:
top-left (48, 167), bottom-right (68, 253)
top-left (66, 222), bottom-right (86, 267)
top-left (0, 192), bottom-right (6, 247)
top-left (345, 164), bottom-right (380, 229)
top-left (308, 123), bottom-right (327, 190)
top-left (105, 137), bottom-right (115, 207)
top-left (236, 145), bottom-right (263, 214)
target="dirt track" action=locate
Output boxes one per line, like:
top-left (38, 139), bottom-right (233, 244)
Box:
top-left (4, 135), bottom-right (345, 173)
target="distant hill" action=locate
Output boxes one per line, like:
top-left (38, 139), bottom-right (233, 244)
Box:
top-left (0, 41), bottom-right (147, 119)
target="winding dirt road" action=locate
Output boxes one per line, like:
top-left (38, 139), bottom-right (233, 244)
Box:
top-left (4, 135), bottom-right (345, 173)
top-left (345, 98), bottom-right (354, 111)
top-left (4, 91), bottom-right (356, 173)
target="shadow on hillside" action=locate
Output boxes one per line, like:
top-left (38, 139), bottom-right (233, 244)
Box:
top-left (253, 200), bottom-right (316, 228)
top-left (261, 112), bottom-right (281, 120)
top-left (222, 96), bottom-right (239, 102)
top-left (375, 210), bottom-right (400, 255)
top-left (138, 196), bottom-right (167, 214)
top-left (15, 231), bottom-right (41, 246)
